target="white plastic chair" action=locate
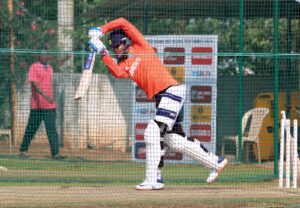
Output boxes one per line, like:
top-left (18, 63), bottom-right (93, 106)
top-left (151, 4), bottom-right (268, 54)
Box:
top-left (221, 107), bottom-right (269, 163)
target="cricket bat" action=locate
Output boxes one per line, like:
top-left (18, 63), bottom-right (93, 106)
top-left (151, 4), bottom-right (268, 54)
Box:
top-left (74, 52), bottom-right (96, 100)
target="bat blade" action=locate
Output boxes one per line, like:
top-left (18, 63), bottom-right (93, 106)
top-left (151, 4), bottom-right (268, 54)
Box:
top-left (74, 52), bottom-right (96, 100)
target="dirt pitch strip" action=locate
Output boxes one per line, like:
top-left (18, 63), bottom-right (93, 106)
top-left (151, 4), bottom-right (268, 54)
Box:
top-left (1, 185), bottom-right (300, 208)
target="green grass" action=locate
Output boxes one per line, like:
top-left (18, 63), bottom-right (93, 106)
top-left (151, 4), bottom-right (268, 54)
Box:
top-left (0, 157), bottom-right (275, 186)
top-left (1, 157), bottom-right (295, 208)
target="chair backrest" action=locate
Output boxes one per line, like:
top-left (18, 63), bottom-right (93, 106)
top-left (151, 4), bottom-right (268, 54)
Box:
top-left (241, 110), bottom-right (254, 135)
top-left (244, 107), bottom-right (269, 142)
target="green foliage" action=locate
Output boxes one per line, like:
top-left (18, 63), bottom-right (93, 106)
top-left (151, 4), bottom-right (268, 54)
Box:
top-left (72, 0), bottom-right (109, 73)
top-left (0, 0), bottom-right (62, 128)
top-left (1, 1), bottom-right (298, 75)
top-left (1, 0), bottom-right (59, 74)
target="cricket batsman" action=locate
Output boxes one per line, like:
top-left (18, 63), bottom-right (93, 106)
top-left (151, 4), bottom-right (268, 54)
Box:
top-left (87, 17), bottom-right (228, 190)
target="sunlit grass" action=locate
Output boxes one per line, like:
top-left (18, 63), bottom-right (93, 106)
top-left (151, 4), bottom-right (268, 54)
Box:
top-left (0, 157), bottom-right (274, 186)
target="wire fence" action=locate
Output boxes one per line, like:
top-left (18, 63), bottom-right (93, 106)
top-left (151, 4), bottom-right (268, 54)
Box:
top-left (0, 0), bottom-right (300, 190)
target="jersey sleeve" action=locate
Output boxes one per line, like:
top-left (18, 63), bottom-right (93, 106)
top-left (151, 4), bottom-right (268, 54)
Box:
top-left (101, 18), bottom-right (150, 48)
top-left (101, 55), bottom-right (130, 79)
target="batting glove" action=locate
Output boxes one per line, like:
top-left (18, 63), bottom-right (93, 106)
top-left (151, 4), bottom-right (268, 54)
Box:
top-left (88, 37), bottom-right (107, 55)
top-left (88, 27), bottom-right (104, 39)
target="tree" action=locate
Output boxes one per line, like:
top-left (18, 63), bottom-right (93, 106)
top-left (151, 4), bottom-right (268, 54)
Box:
top-left (0, 0), bottom-right (61, 128)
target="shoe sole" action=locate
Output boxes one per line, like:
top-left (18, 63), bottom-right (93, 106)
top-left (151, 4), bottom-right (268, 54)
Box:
top-left (136, 187), bottom-right (164, 191)
top-left (52, 157), bottom-right (67, 160)
top-left (135, 185), bottom-right (164, 191)
top-left (217, 158), bottom-right (228, 175)
top-left (207, 158), bottom-right (228, 184)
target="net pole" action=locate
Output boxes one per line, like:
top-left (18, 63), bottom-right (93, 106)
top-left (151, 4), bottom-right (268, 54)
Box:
top-left (237, 0), bottom-right (245, 162)
top-left (8, 0), bottom-right (16, 146)
top-left (273, 0), bottom-right (280, 177)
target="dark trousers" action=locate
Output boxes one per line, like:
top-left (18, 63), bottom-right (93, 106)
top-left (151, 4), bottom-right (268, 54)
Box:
top-left (20, 109), bottom-right (59, 156)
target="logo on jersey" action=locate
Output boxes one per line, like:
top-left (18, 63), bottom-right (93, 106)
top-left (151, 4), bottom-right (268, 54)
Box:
top-left (129, 57), bottom-right (141, 77)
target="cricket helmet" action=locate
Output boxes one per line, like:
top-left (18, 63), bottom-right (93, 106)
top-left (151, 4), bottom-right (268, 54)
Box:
top-left (108, 29), bottom-right (130, 48)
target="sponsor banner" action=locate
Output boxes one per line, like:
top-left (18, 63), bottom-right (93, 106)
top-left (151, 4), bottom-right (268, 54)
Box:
top-left (167, 66), bottom-right (185, 83)
top-left (190, 70), bottom-right (213, 78)
top-left (135, 123), bottom-right (147, 141)
top-left (191, 47), bottom-right (213, 65)
top-left (163, 47), bottom-right (185, 65)
top-left (190, 105), bottom-right (212, 123)
top-left (191, 86), bottom-right (212, 103)
top-left (135, 142), bottom-right (146, 159)
top-left (135, 105), bottom-right (156, 118)
top-left (186, 82), bottom-right (217, 152)
top-left (132, 35), bottom-right (218, 162)
top-left (190, 124), bottom-right (211, 142)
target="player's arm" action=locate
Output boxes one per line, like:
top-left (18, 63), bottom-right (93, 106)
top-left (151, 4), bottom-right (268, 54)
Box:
top-left (100, 18), bottom-right (149, 47)
top-left (101, 55), bottom-right (130, 79)
top-left (88, 35), bottom-right (129, 79)
top-left (31, 82), bottom-right (54, 103)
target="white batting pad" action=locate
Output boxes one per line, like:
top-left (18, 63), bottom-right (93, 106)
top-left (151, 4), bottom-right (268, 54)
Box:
top-left (164, 133), bottom-right (219, 169)
top-left (144, 120), bottom-right (162, 183)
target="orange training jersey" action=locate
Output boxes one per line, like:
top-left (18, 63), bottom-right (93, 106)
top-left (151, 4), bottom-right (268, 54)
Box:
top-left (100, 18), bottom-right (178, 99)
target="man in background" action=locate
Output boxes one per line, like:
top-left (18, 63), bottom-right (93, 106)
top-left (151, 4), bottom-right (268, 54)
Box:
top-left (19, 45), bottom-right (66, 160)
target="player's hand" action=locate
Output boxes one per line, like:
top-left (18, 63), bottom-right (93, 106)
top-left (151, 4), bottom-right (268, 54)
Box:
top-left (48, 98), bottom-right (55, 104)
top-left (88, 37), bottom-right (107, 55)
top-left (45, 95), bottom-right (54, 104)
top-left (88, 27), bottom-right (104, 39)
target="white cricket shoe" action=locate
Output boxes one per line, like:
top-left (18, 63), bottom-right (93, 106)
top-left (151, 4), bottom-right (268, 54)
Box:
top-left (135, 181), bottom-right (164, 190)
top-left (207, 156), bottom-right (228, 183)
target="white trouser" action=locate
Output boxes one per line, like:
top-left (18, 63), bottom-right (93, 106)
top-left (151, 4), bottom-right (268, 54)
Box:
top-left (164, 133), bottom-right (219, 169)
